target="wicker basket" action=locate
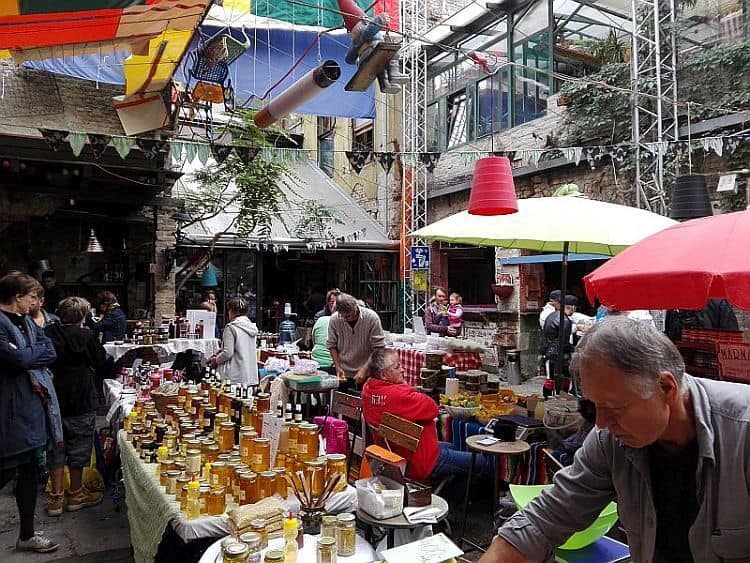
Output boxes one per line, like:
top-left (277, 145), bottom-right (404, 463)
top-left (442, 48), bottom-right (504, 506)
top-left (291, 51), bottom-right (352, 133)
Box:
top-left (150, 391), bottom-right (179, 415)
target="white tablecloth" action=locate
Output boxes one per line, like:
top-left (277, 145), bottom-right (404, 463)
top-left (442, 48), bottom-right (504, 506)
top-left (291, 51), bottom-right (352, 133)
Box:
top-left (103, 379), bottom-right (137, 429)
top-left (199, 533), bottom-right (376, 563)
top-left (104, 338), bottom-right (220, 362)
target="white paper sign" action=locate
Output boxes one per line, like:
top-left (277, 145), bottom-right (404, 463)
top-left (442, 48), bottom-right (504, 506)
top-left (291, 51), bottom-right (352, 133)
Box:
top-left (717, 174), bottom-right (737, 193)
top-left (382, 533), bottom-right (463, 563)
top-left (262, 412), bottom-right (285, 465)
top-left (186, 309), bottom-right (216, 340)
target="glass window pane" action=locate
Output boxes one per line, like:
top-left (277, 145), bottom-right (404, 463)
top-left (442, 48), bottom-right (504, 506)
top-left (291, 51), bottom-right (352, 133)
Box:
top-left (427, 102), bottom-right (441, 151)
top-left (513, 34), bottom-right (549, 125)
top-left (476, 70), bottom-right (510, 137)
top-left (514, 0), bottom-right (549, 44)
top-left (447, 90), bottom-right (468, 147)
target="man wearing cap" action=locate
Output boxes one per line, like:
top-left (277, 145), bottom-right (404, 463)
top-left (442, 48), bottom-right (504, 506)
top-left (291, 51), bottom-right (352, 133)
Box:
top-left (539, 290), bottom-right (562, 328)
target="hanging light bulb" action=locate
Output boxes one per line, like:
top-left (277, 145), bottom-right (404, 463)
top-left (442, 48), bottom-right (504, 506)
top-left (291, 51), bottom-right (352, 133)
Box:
top-left (467, 156), bottom-right (518, 215)
top-left (85, 228), bottom-right (104, 253)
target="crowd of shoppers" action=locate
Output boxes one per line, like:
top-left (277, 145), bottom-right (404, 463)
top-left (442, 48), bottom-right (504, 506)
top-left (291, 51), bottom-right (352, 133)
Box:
top-left (0, 272), bottom-right (112, 554)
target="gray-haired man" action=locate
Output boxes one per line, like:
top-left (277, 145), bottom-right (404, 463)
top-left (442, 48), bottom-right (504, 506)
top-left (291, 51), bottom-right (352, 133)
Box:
top-left (326, 292), bottom-right (384, 388)
top-left (480, 316), bottom-right (750, 563)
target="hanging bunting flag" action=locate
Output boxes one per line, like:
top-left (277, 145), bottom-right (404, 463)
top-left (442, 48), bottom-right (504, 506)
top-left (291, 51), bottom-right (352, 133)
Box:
top-left (703, 137), bottom-right (722, 156)
top-left (419, 152), bottom-right (441, 172)
top-left (87, 134), bottom-right (111, 159)
top-left (211, 144), bottom-right (233, 164)
top-left (724, 137), bottom-right (742, 154)
top-left (184, 141), bottom-right (198, 164)
top-left (136, 138), bottom-right (169, 160)
top-left (196, 143), bottom-right (211, 166)
top-left (169, 140), bottom-right (184, 162)
top-left (517, 149), bottom-right (542, 167)
top-left (345, 151), bottom-right (370, 174)
top-left (460, 151), bottom-right (481, 165)
top-left (234, 146), bottom-right (259, 164)
top-left (672, 141), bottom-right (689, 159)
top-left (67, 132), bottom-right (86, 157)
top-left (581, 147), bottom-right (602, 169)
top-left (39, 129), bottom-right (68, 151)
top-left (609, 145), bottom-right (630, 166)
top-left (561, 146), bottom-right (583, 165)
top-left (112, 136), bottom-right (135, 159)
top-left (374, 151), bottom-right (395, 174)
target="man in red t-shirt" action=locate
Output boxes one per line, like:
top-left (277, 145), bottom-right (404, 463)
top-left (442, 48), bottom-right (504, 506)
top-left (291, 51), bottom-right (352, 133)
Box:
top-left (361, 349), bottom-right (491, 483)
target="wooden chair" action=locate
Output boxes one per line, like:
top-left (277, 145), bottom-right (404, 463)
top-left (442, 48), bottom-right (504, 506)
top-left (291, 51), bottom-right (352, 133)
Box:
top-left (376, 412), bottom-right (448, 496)
top-left (331, 391), bottom-right (364, 484)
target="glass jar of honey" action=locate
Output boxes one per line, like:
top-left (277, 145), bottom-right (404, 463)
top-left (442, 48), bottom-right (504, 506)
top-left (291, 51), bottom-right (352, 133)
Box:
top-left (256, 393), bottom-right (271, 413)
top-left (241, 401), bottom-right (254, 427)
top-left (273, 467), bottom-right (287, 498)
top-left (219, 421), bottom-right (235, 452)
top-left (210, 460), bottom-right (228, 487)
top-left (213, 412), bottom-right (230, 439)
top-left (239, 427), bottom-right (257, 465)
top-left (227, 462), bottom-right (243, 499)
top-left (249, 518), bottom-right (267, 549)
top-left (304, 459), bottom-right (327, 498)
top-left (288, 422), bottom-right (300, 456)
top-left (326, 454), bottom-right (348, 492)
top-left (297, 423), bottom-right (319, 461)
top-left (258, 471), bottom-right (276, 500)
top-left (166, 470), bottom-right (181, 495)
top-left (186, 449), bottom-right (202, 476)
top-left (317, 536), bottom-right (337, 563)
top-left (206, 444), bottom-right (220, 463)
top-left (239, 471), bottom-right (258, 505)
top-left (199, 484), bottom-right (211, 514)
top-left (321, 515), bottom-right (337, 540)
top-left (336, 513), bottom-right (356, 556)
top-left (207, 486), bottom-right (226, 515)
top-left (252, 438), bottom-right (270, 472)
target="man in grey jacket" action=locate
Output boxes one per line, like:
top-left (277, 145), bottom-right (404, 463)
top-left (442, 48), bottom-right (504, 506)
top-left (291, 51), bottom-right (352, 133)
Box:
top-left (481, 316), bottom-right (750, 563)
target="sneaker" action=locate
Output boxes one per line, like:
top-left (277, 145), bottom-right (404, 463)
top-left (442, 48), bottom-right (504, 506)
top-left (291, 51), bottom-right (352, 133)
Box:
top-left (46, 492), bottom-right (64, 517)
top-left (16, 531), bottom-right (59, 553)
top-left (66, 487), bottom-right (103, 512)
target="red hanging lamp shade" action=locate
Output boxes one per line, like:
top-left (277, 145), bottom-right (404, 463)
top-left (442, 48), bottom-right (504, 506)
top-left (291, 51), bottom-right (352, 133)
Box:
top-left (468, 156), bottom-right (518, 215)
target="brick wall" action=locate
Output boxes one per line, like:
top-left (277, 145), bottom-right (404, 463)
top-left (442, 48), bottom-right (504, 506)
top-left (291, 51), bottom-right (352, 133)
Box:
top-left (153, 206), bottom-right (177, 320)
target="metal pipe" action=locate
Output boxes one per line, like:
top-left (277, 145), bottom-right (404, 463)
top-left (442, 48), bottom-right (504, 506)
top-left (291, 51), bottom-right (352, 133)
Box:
top-left (254, 60), bottom-right (341, 129)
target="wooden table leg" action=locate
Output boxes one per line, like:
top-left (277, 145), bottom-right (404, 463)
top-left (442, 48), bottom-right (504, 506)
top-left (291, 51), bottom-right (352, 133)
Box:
top-left (459, 450), bottom-right (477, 546)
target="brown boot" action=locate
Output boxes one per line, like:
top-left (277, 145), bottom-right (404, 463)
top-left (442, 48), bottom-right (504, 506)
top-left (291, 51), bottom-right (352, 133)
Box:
top-left (66, 487), bottom-right (103, 511)
top-left (46, 492), bottom-right (64, 517)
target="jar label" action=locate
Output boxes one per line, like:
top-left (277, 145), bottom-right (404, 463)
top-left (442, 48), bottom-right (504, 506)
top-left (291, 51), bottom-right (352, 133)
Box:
top-left (253, 454), bottom-right (263, 466)
top-left (241, 446), bottom-right (249, 457)
top-left (297, 444), bottom-right (308, 454)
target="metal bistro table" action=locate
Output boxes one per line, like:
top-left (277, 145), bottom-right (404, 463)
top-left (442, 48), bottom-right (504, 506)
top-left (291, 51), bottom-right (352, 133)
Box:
top-left (459, 435), bottom-right (530, 551)
top-left (356, 494), bottom-right (449, 549)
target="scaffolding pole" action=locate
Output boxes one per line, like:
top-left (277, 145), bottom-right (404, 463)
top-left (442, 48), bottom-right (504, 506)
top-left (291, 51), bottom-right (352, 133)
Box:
top-left (400, 0), bottom-right (429, 329)
top-left (630, 0), bottom-right (679, 214)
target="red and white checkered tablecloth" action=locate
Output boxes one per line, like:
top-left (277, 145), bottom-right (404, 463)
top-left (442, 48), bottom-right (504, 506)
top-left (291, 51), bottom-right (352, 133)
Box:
top-left (391, 347), bottom-right (483, 387)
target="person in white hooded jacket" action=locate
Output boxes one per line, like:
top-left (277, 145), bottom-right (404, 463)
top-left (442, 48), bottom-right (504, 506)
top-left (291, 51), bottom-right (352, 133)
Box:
top-left (208, 297), bottom-right (259, 386)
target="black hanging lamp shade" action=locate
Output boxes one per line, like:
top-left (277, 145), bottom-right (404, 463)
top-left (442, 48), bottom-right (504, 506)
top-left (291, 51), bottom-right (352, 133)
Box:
top-left (670, 174), bottom-right (713, 220)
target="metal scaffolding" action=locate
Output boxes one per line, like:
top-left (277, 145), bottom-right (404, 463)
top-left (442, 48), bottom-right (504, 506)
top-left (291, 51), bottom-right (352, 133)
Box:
top-left (630, 0), bottom-right (679, 214)
top-left (400, 0), bottom-right (429, 329)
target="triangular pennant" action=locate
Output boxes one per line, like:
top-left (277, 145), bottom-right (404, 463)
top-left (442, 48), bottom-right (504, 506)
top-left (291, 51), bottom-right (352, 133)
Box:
top-left (374, 151), bottom-right (395, 174)
top-left (234, 146), bottom-right (259, 165)
top-left (87, 134), bottom-right (111, 159)
top-left (184, 141), bottom-right (198, 163)
top-left (67, 132), bottom-right (87, 157)
top-left (345, 151), bottom-right (369, 174)
top-left (135, 138), bottom-right (169, 160)
top-left (724, 137), bottom-right (741, 155)
top-left (39, 129), bottom-right (68, 151)
top-left (196, 143), bottom-right (210, 165)
top-left (609, 145), bottom-right (629, 165)
top-left (169, 140), bottom-right (184, 162)
top-left (211, 144), bottom-right (232, 163)
top-left (111, 136), bottom-right (135, 159)
top-left (419, 152), bottom-right (441, 172)
top-left (581, 147), bottom-right (601, 169)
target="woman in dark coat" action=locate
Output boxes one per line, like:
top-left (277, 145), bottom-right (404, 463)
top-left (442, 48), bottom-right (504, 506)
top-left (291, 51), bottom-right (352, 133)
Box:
top-left (0, 272), bottom-right (60, 553)
top-left (87, 290), bottom-right (126, 343)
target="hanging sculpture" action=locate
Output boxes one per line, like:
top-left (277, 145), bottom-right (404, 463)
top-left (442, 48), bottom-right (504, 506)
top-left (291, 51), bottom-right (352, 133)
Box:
top-left (254, 60), bottom-right (341, 128)
top-left (337, 0), bottom-right (407, 94)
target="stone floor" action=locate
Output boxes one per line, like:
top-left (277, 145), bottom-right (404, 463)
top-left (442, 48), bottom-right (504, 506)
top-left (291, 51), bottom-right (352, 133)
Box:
top-left (0, 482), bottom-right (132, 563)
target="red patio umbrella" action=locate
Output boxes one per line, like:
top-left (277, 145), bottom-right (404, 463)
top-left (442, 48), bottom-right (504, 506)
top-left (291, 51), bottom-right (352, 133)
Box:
top-left (584, 209), bottom-right (750, 311)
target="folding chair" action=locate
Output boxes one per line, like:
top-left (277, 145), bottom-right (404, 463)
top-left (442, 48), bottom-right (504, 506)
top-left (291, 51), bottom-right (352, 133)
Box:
top-left (331, 391), bottom-right (364, 484)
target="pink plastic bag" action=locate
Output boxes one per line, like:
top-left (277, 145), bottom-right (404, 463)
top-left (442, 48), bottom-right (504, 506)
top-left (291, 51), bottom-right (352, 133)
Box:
top-left (314, 416), bottom-right (349, 455)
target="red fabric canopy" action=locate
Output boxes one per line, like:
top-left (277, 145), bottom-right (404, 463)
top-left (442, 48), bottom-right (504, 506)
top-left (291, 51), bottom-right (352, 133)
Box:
top-left (584, 209), bottom-right (750, 311)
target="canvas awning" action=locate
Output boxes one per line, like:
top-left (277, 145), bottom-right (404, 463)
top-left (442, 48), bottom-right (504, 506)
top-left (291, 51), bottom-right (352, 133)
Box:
top-left (180, 159), bottom-right (394, 250)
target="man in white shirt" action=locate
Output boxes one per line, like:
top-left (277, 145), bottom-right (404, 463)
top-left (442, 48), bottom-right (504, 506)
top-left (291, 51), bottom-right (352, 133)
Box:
top-left (539, 290), bottom-right (561, 328)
